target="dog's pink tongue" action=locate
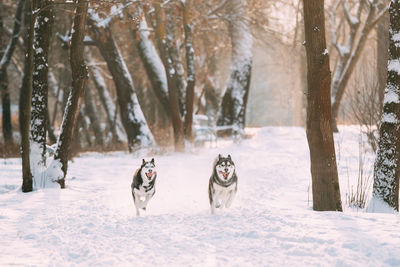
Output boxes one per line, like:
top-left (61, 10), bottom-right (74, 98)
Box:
top-left (219, 171), bottom-right (228, 178)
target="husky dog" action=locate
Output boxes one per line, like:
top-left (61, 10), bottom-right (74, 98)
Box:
top-left (208, 154), bottom-right (238, 214)
top-left (131, 158), bottom-right (157, 216)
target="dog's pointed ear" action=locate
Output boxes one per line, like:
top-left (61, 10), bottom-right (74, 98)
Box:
top-left (227, 154), bottom-right (232, 160)
top-left (218, 154), bottom-right (222, 160)
top-left (151, 158), bottom-right (155, 164)
top-left (142, 159), bottom-right (146, 165)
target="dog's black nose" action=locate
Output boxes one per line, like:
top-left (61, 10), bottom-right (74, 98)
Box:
top-left (225, 168), bottom-right (228, 172)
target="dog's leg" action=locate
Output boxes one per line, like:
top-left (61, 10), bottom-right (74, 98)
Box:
top-left (225, 190), bottom-right (236, 208)
top-left (210, 200), bottom-right (216, 215)
top-left (141, 195), bottom-right (152, 211)
top-left (136, 206), bottom-right (140, 216)
top-left (214, 193), bottom-right (221, 208)
top-left (134, 198), bottom-right (141, 216)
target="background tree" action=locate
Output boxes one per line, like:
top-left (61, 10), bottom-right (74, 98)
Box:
top-left (20, 0), bottom-right (35, 192)
top-left (217, 0), bottom-right (253, 137)
top-left (328, 0), bottom-right (388, 132)
top-left (370, 0), bottom-right (400, 212)
top-left (303, 0), bottom-right (342, 211)
top-left (0, 0), bottom-right (23, 145)
top-left (30, 0), bottom-right (54, 168)
top-left (53, 0), bottom-right (89, 188)
top-left (87, 10), bottom-right (155, 150)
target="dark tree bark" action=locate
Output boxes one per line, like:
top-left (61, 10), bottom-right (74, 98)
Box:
top-left (371, 0), bottom-right (400, 211)
top-left (217, 0), bottom-right (252, 137)
top-left (0, 0), bottom-right (24, 144)
top-left (31, 0), bottom-right (54, 165)
top-left (54, 0), bottom-right (89, 188)
top-left (182, 0), bottom-right (196, 141)
top-left (87, 18), bottom-right (155, 149)
top-left (20, 0), bottom-right (34, 192)
top-left (303, 0), bottom-right (342, 211)
top-left (155, 4), bottom-right (185, 151)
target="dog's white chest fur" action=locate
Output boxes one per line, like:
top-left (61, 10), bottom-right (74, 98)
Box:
top-left (213, 182), bottom-right (236, 201)
top-left (134, 184), bottom-right (154, 198)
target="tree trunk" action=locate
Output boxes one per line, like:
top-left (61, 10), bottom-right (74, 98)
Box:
top-left (182, 0), bottom-right (196, 141)
top-left (88, 18), bottom-right (155, 149)
top-left (377, 9), bottom-right (390, 108)
top-left (88, 61), bottom-right (125, 143)
top-left (303, 0), bottom-right (342, 211)
top-left (155, 4), bottom-right (185, 151)
top-left (217, 0), bottom-right (252, 137)
top-left (370, 0), bottom-right (400, 212)
top-left (30, 0), bottom-right (53, 167)
top-left (133, 16), bottom-right (170, 114)
top-left (0, 0), bottom-right (24, 144)
top-left (330, 2), bottom-right (387, 132)
top-left (20, 0), bottom-right (34, 192)
top-left (54, 0), bottom-right (89, 188)
top-left (84, 85), bottom-right (104, 146)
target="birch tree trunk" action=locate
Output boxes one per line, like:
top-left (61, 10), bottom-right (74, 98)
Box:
top-left (303, 0), bottom-right (342, 211)
top-left (217, 0), bottom-right (252, 136)
top-left (53, 0), bottom-right (88, 188)
top-left (88, 16), bottom-right (155, 149)
top-left (0, 0), bottom-right (24, 144)
top-left (370, 0), bottom-right (400, 212)
top-left (20, 0), bottom-right (34, 192)
top-left (31, 0), bottom-right (53, 167)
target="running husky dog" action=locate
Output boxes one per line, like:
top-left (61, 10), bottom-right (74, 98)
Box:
top-left (208, 154), bottom-right (238, 214)
top-left (131, 158), bottom-right (157, 216)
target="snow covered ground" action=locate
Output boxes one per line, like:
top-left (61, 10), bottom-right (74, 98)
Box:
top-left (1, 127), bottom-right (400, 266)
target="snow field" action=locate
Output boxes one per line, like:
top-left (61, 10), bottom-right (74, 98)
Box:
top-left (1, 127), bottom-right (400, 266)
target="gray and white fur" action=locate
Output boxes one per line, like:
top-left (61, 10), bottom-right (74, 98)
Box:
top-left (208, 154), bottom-right (238, 214)
top-left (131, 158), bottom-right (157, 216)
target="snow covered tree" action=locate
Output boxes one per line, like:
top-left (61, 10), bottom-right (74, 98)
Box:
top-left (370, 0), bottom-right (400, 212)
top-left (217, 0), bottom-right (253, 137)
top-left (303, 0), bottom-right (342, 211)
top-left (87, 57), bottom-right (126, 144)
top-left (132, 15), bottom-right (170, 115)
top-left (53, 0), bottom-right (89, 188)
top-left (155, 3), bottom-right (185, 151)
top-left (20, 0), bottom-right (35, 192)
top-left (30, 0), bottom-right (54, 167)
top-left (328, 0), bottom-right (389, 132)
top-left (87, 12), bottom-right (155, 150)
top-left (0, 0), bottom-right (24, 144)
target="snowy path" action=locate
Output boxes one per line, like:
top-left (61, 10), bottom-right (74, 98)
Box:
top-left (1, 127), bottom-right (400, 266)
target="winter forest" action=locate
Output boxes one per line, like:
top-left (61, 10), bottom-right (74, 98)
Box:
top-left (1, 0), bottom-right (400, 265)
